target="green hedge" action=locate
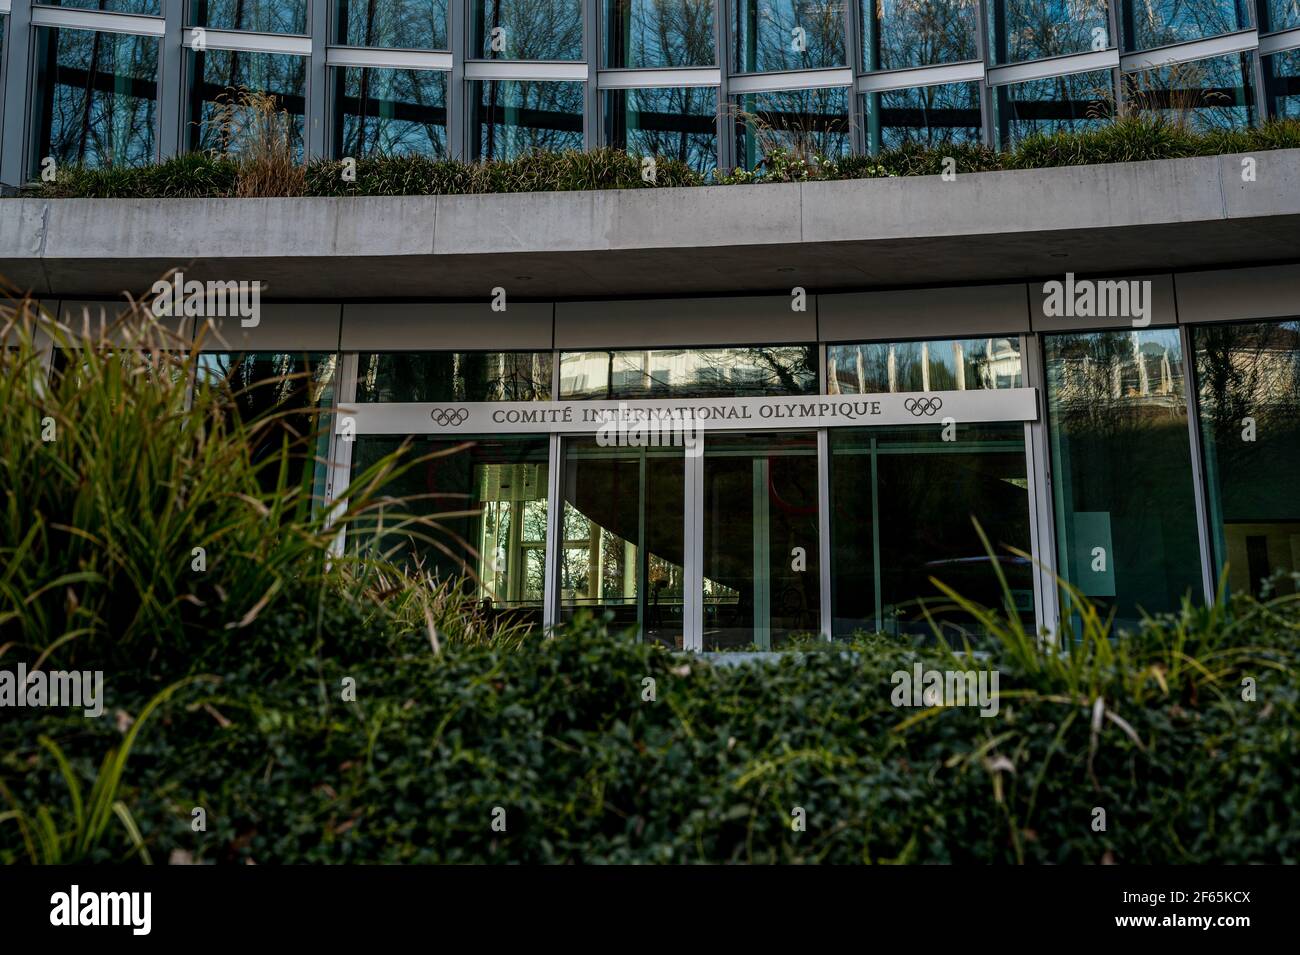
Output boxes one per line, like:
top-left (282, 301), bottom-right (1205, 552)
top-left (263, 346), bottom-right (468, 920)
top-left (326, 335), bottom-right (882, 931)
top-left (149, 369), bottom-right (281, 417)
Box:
top-left (24, 117), bottom-right (1300, 199)
top-left (3, 595), bottom-right (1296, 864)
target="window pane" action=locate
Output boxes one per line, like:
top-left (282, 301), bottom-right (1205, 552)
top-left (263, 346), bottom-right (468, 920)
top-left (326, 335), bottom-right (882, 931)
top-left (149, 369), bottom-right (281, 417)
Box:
top-left (38, 0), bottom-right (160, 15)
top-left (1120, 0), bottom-right (1248, 51)
top-left (333, 68), bottom-right (448, 158)
top-left (1122, 52), bottom-right (1255, 133)
top-left (560, 440), bottom-right (686, 647)
top-left (560, 346), bottom-right (817, 399)
top-left (350, 435), bottom-right (550, 629)
top-left (188, 50), bottom-right (306, 156)
top-left (1261, 0), bottom-right (1300, 31)
top-left (196, 351), bottom-right (335, 500)
top-left (831, 424), bottom-right (1033, 640)
top-left (866, 81), bottom-right (982, 152)
top-left (994, 70), bottom-right (1113, 150)
top-left (604, 0), bottom-right (715, 67)
top-left (356, 352), bottom-right (553, 402)
top-left (986, 0), bottom-right (1111, 65)
top-left (1045, 329), bottom-right (1204, 630)
top-left (603, 87), bottom-right (718, 174)
top-left (734, 87), bottom-right (850, 169)
top-left (702, 433), bottom-right (820, 650)
top-left (193, 0), bottom-right (307, 33)
top-left (733, 0), bottom-right (846, 73)
top-left (1264, 50), bottom-right (1300, 120)
top-left (470, 80), bottom-right (584, 160)
top-left (335, 0), bottom-right (447, 48)
top-left (864, 0), bottom-right (977, 71)
top-left (828, 338), bottom-right (1022, 395)
top-left (1194, 320), bottom-right (1300, 598)
top-left (33, 28), bottom-right (158, 175)
top-left (472, 0), bottom-right (583, 60)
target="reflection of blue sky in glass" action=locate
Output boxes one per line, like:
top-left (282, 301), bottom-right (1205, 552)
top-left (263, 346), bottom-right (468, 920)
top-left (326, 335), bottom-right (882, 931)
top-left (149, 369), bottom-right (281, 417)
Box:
top-left (867, 81), bottom-right (981, 151)
top-left (189, 50), bottom-right (307, 157)
top-left (193, 0), bottom-right (308, 34)
top-left (335, 0), bottom-right (447, 48)
top-left (1120, 0), bottom-right (1247, 52)
top-left (335, 68), bottom-right (447, 158)
top-left (864, 0), bottom-right (978, 70)
top-left (734, 87), bottom-right (850, 169)
top-left (986, 0), bottom-right (1110, 65)
top-left (1264, 51), bottom-right (1300, 119)
top-left (603, 0), bottom-right (715, 67)
top-left (473, 0), bottom-right (583, 60)
top-left (733, 0), bottom-right (846, 73)
top-left (604, 87), bottom-right (718, 174)
top-left (36, 28), bottom-right (158, 172)
top-left (1261, 0), bottom-right (1300, 31)
top-left (994, 70), bottom-right (1113, 149)
top-left (472, 80), bottom-right (584, 160)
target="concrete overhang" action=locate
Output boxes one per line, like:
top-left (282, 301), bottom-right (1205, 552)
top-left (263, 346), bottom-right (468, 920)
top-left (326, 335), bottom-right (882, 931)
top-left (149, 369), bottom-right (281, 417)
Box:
top-left (1, 149), bottom-right (1298, 301)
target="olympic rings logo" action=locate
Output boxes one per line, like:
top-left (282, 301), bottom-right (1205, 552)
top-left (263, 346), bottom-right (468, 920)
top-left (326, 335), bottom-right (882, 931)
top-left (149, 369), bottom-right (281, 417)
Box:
top-left (430, 408), bottom-right (469, 427)
top-left (903, 396), bottom-right (943, 416)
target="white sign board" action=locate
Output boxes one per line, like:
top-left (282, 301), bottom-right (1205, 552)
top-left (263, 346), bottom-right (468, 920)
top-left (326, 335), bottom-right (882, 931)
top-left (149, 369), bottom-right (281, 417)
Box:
top-left (345, 388), bottom-right (1039, 435)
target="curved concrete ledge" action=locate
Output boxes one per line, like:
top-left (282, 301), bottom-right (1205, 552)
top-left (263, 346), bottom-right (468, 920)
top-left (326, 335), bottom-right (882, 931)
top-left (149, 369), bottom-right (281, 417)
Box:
top-left (1, 150), bottom-right (1298, 299)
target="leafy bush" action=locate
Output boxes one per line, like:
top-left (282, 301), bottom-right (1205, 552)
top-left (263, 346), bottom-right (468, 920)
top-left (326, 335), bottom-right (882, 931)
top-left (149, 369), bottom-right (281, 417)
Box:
top-left (21, 117), bottom-right (1300, 200)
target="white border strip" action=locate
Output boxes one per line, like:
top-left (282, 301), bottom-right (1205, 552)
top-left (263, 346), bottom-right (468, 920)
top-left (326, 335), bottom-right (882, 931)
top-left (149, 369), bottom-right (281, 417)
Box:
top-left (597, 67), bottom-right (722, 89)
top-left (857, 60), bottom-right (984, 94)
top-left (1120, 29), bottom-right (1259, 71)
top-left (464, 60), bottom-right (589, 82)
top-left (194, 28), bottom-right (311, 55)
top-left (29, 7), bottom-right (165, 37)
top-left (326, 46), bottom-right (453, 71)
top-left (1258, 26), bottom-right (1300, 57)
top-left (728, 67), bottom-right (854, 94)
top-left (986, 48), bottom-right (1120, 87)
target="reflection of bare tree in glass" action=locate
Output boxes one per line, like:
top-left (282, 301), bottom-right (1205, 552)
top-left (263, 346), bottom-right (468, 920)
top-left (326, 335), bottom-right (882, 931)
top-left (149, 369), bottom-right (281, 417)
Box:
top-left (990, 0), bottom-right (1107, 63)
top-left (49, 27), bottom-right (157, 168)
top-left (1122, 57), bottom-right (1246, 131)
top-left (870, 0), bottom-right (977, 70)
top-left (609, 0), bottom-right (714, 67)
top-left (731, 87), bottom-right (852, 167)
top-left (734, 0), bottom-right (846, 72)
top-left (1128, 0), bottom-right (1245, 51)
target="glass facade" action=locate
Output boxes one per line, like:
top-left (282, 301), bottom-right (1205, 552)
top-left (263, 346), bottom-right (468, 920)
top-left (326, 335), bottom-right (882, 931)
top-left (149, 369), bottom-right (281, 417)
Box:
top-left (828, 337), bottom-right (1022, 394)
top-left (560, 346), bottom-right (817, 400)
top-left (6, 0), bottom-right (1290, 181)
top-left (356, 351), bottom-right (553, 402)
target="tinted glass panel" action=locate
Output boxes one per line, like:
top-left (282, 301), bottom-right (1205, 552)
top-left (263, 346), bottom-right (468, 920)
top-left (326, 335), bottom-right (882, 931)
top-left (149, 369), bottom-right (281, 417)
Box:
top-left (703, 433), bottom-right (820, 650)
top-left (471, 80), bottom-right (584, 160)
top-left (1261, 0), bottom-right (1300, 31)
top-left (472, 0), bottom-right (583, 60)
top-left (333, 67), bottom-right (448, 158)
top-left (734, 87), bottom-right (850, 169)
top-left (1120, 0), bottom-right (1248, 51)
top-left (349, 435), bottom-right (550, 629)
top-left (356, 352), bottom-right (553, 402)
top-left (866, 81), bottom-right (982, 151)
top-left (1122, 52), bottom-right (1255, 133)
top-left (604, 0), bottom-right (715, 67)
top-left (1194, 320), bottom-right (1300, 598)
top-left (828, 338), bottom-right (1022, 394)
top-left (864, 0), bottom-right (977, 71)
top-left (603, 86), bottom-right (718, 174)
top-left (38, 0), bottom-right (160, 14)
top-left (733, 0), bottom-right (846, 72)
top-left (994, 70), bottom-right (1113, 150)
top-left (831, 423), bottom-right (1033, 640)
top-left (986, 0), bottom-right (1110, 65)
top-left (560, 346), bottom-right (817, 399)
top-left (560, 440), bottom-right (685, 647)
top-left (1264, 50), bottom-right (1300, 120)
top-left (188, 50), bottom-right (306, 156)
top-left (336, 0), bottom-right (447, 48)
top-left (193, 0), bottom-right (307, 33)
top-left (1045, 329), bottom-right (1203, 630)
top-left (32, 28), bottom-right (158, 174)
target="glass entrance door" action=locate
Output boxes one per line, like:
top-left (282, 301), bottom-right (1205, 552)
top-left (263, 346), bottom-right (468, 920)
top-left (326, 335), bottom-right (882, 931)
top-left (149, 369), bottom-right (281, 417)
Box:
top-left (700, 433), bottom-right (821, 650)
top-left (558, 438), bottom-right (685, 647)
